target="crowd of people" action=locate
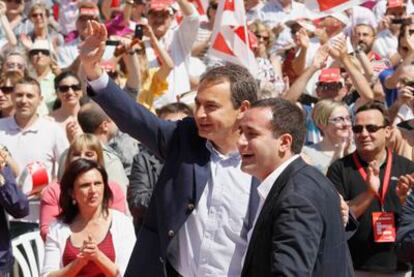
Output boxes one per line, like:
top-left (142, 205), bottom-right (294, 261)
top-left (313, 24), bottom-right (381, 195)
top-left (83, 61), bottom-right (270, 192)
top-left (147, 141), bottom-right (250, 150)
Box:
top-left (3, 0), bottom-right (414, 276)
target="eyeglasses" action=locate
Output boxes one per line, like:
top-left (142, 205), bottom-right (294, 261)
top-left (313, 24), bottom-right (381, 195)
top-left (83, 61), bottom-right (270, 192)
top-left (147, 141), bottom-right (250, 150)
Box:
top-left (29, 49), bottom-right (50, 56)
top-left (5, 62), bottom-right (25, 70)
top-left (0, 86), bottom-right (13, 94)
top-left (328, 115), bottom-right (351, 125)
top-left (31, 13), bottom-right (44, 18)
top-left (58, 84), bottom-right (81, 93)
top-left (352, 124), bottom-right (385, 133)
top-left (317, 82), bottom-right (343, 91)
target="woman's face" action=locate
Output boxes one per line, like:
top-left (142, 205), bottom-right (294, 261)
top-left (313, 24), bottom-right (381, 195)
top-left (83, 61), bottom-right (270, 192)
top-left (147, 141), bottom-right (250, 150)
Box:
top-left (30, 8), bottom-right (47, 28)
top-left (72, 168), bottom-right (105, 211)
top-left (321, 106), bottom-right (352, 143)
top-left (69, 146), bottom-right (98, 163)
top-left (253, 26), bottom-right (270, 57)
top-left (57, 76), bottom-right (82, 106)
top-left (0, 80), bottom-right (14, 111)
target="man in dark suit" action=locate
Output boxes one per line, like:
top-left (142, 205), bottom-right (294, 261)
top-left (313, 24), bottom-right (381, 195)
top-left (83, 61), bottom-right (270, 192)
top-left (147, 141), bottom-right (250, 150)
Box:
top-left (79, 22), bottom-right (260, 276)
top-left (238, 98), bottom-right (354, 276)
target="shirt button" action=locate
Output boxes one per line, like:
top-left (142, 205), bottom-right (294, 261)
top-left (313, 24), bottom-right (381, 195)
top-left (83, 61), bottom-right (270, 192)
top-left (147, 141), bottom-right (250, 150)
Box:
top-left (168, 230), bottom-right (175, 237)
top-left (187, 203), bottom-right (195, 211)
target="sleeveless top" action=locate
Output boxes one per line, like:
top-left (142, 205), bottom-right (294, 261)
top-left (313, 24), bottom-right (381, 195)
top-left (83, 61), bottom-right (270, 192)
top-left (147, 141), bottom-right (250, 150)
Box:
top-left (62, 229), bottom-right (116, 276)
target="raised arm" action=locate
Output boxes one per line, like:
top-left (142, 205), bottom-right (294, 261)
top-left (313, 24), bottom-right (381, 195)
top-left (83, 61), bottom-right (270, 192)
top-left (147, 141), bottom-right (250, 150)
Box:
top-left (144, 23), bottom-right (174, 80)
top-left (329, 36), bottom-right (374, 103)
top-left (0, 2), bottom-right (17, 47)
top-left (384, 27), bottom-right (414, 90)
top-left (283, 44), bottom-right (329, 103)
top-left (79, 21), bottom-right (177, 160)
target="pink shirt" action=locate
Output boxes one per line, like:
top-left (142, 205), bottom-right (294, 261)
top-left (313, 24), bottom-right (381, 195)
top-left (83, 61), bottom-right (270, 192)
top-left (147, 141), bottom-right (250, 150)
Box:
top-left (40, 181), bottom-right (127, 241)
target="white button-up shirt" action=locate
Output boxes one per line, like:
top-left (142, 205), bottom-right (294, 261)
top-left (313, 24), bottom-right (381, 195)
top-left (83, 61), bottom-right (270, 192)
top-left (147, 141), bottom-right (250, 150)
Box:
top-left (168, 141), bottom-right (252, 277)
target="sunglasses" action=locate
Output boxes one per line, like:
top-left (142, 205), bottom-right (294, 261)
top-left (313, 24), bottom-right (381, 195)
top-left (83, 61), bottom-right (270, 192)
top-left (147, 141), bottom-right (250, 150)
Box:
top-left (317, 82), bottom-right (343, 91)
top-left (352, 124), bottom-right (385, 134)
top-left (255, 33), bottom-right (270, 42)
top-left (31, 13), bottom-right (44, 18)
top-left (209, 3), bottom-right (218, 10)
top-left (328, 115), bottom-right (351, 125)
top-left (58, 84), bottom-right (81, 93)
top-left (0, 86), bottom-right (13, 94)
top-left (29, 49), bottom-right (50, 56)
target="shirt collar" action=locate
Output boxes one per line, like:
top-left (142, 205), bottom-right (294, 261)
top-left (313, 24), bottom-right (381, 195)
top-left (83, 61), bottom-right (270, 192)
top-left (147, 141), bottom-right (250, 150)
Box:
top-left (257, 154), bottom-right (299, 201)
top-left (205, 140), bottom-right (240, 163)
top-left (9, 116), bottom-right (40, 133)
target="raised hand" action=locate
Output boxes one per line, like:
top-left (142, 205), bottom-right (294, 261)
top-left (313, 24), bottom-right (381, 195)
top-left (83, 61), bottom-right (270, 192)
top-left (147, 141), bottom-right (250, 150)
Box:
top-left (366, 160), bottom-right (380, 195)
top-left (78, 20), bottom-right (108, 80)
top-left (328, 35), bottom-right (347, 61)
top-left (396, 174), bottom-right (414, 204)
top-left (295, 28), bottom-right (310, 49)
top-left (311, 43), bottom-right (329, 69)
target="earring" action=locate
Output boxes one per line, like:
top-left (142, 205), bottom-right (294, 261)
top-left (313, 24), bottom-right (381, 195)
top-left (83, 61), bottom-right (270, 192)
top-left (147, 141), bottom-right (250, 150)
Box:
top-left (72, 199), bottom-right (76, 205)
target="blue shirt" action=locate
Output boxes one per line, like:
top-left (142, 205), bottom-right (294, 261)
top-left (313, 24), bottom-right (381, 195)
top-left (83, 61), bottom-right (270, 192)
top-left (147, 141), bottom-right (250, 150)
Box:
top-left (0, 166), bottom-right (29, 273)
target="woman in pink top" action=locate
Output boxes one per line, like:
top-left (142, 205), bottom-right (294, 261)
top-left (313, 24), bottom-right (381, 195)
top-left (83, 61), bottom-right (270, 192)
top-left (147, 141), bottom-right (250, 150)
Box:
top-left (40, 133), bottom-right (126, 241)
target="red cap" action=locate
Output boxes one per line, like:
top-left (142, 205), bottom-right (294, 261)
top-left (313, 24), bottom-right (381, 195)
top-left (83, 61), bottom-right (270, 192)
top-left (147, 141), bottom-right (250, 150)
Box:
top-left (319, 68), bottom-right (341, 83)
top-left (149, 0), bottom-right (174, 11)
top-left (387, 0), bottom-right (405, 9)
top-left (101, 60), bottom-right (115, 72)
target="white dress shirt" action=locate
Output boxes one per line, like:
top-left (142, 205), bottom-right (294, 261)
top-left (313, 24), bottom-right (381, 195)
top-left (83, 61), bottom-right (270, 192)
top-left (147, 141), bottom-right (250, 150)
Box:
top-left (167, 141), bottom-right (252, 277)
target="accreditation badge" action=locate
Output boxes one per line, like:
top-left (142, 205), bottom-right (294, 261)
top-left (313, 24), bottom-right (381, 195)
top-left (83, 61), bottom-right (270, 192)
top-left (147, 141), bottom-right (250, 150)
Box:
top-left (372, 212), bottom-right (396, 243)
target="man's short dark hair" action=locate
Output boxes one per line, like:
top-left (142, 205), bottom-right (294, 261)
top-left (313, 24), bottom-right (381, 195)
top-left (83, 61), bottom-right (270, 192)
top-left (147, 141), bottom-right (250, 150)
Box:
top-left (355, 101), bottom-right (390, 126)
top-left (15, 77), bottom-right (41, 95)
top-left (251, 98), bottom-right (306, 154)
top-left (156, 102), bottom-right (193, 118)
top-left (199, 63), bottom-right (258, 108)
top-left (78, 102), bottom-right (110, 133)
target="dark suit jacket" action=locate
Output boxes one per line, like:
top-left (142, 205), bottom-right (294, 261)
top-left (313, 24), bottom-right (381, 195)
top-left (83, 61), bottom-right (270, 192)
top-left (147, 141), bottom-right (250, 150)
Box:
top-left (128, 145), bottom-right (164, 232)
top-left (89, 79), bottom-right (259, 277)
top-left (242, 158), bottom-right (354, 277)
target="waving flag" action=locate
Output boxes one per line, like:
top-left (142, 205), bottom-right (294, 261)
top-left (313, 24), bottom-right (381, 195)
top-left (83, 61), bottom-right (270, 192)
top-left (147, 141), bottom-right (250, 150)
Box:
top-left (190, 0), bottom-right (209, 15)
top-left (208, 0), bottom-right (258, 75)
top-left (305, 0), bottom-right (366, 14)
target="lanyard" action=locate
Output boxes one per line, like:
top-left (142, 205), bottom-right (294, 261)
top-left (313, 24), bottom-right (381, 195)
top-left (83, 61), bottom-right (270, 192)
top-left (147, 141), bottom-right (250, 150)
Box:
top-left (352, 149), bottom-right (393, 210)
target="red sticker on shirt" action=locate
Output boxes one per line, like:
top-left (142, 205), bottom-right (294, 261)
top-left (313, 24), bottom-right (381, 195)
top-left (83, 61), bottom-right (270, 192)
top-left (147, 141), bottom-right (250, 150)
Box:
top-left (372, 212), bottom-right (396, 243)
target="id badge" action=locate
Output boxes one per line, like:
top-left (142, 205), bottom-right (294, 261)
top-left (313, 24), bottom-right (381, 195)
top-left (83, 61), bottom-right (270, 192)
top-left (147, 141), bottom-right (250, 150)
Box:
top-left (372, 212), bottom-right (396, 243)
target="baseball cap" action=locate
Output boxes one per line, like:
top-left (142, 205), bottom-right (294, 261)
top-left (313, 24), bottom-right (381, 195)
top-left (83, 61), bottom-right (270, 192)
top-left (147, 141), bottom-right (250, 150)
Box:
top-left (148, 0), bottom-right (174, 14)
top-left (319, 68), bottom-right (341, 83)
top-left (78, 2), bottom-right (100, 19)
top-left (387, 0), bottom-right (405, 9)
top-left (285, 18), bottom-right (316, 33)
top-left (29, 39), bottom-right (50, 52)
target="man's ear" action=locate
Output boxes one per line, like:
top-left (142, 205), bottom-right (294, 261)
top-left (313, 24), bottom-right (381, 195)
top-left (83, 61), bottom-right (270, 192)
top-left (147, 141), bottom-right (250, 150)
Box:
top-left (237, 100), bottom-right (251, 119)
top-left (278, 133), bottom-right (293, 154)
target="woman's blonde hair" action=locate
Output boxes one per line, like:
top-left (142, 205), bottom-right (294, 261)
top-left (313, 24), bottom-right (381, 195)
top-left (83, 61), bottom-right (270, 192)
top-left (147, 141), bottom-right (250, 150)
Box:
top-left (65, 133), bottom-right (104, 170)
top-left (312, 99), bottom-right (347, 129)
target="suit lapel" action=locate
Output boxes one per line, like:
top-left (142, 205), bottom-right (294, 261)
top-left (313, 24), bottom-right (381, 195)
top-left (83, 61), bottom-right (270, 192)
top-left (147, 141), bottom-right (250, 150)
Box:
top-left (242, 158), bottom-right (307, 273)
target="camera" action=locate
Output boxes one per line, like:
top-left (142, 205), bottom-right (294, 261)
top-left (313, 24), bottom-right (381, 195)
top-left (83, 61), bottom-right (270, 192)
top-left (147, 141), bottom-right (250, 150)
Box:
top-left (135, 24), bottom-right (144, 40)
top-left (391, 18), bottom-right (412, 25)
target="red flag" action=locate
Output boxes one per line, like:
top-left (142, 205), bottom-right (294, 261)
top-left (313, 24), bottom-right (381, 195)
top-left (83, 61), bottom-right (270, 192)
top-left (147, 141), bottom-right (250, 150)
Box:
top-left (305, 0), bottom-right (365, 14)
top-left (208, 0), bottom-right (258, 75)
